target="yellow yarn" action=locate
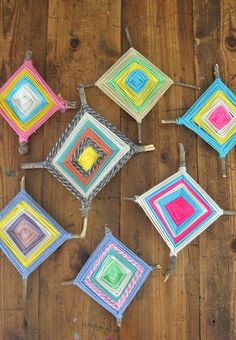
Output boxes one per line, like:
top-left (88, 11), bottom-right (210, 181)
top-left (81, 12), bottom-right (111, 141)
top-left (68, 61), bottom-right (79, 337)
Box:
top-left (0, 69), bottom-right (54, 131)
top-left (114, 62), bottom-right (159, 108)
top-left (0, 201), bottom-right (60, 267)
top-left (193, 91), bottom-right (236, 144)
top-left (78, 146), bottom-right (99, 171)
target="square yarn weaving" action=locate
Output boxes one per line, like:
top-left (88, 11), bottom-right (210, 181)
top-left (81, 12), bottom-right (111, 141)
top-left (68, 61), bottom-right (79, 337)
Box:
top-left (96, 47), bottom-right (173, 122)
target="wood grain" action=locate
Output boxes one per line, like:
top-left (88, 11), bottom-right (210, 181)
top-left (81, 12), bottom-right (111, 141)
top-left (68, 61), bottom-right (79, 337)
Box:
top-left (0, 1), bottom-right (235, 339)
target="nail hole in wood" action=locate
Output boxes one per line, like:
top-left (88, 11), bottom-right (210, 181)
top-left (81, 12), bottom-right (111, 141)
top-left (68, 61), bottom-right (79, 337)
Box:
top-left (230, 239), bottom-right (236, 252)
top-left (70, 37), bottom-right (80, 49)
top-left (23, 318), bottom-right (28, 329)
top-left (225, 35), bottom-right (236, 50)
top-left (161, 152), bottom-right (169, 163)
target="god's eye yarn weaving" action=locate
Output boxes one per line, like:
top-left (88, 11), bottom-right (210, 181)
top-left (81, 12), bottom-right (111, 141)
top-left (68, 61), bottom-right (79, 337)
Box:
top-left (0, 51), bottom-right (75, 153)
top-left (42, 105), bottom-right (139, 206)
top-left (129, 143), bottom-right (235, 258)
top-left (0, 188), bottom-right (71, 279)
top-left (162, 65), bottom-right (236, 176)
top-left (176, 78), bottom-right (236, 158)
top-left (70, 231), bottom-right (152, 323)
top-left (21, 87), bottom-right (155, 236)
top-left (136, 170), bottom-right (223, 255)
top-left (96, 47), bottom-right (173, 123)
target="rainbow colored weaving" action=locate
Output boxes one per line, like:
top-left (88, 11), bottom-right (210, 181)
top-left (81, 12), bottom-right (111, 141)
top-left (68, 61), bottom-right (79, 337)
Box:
top-left (96, 48), bottom-right (173, 123)
top-left (0, 52), bottom-right (71, 145)
top-left (0, 189), bottom-right (71, 279)
top-left (73, 231), bottom-right (152, 322)
top-left (175, 76), bottom-right (236, 158)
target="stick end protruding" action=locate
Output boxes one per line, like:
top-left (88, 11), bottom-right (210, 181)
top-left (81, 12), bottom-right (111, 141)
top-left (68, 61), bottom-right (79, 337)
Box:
top-left (214, 64), bottom-right (220, 79)
top-left (18, 142), bottom-right (29, 155)
top-left (25, 50), bottom-right (33, 61)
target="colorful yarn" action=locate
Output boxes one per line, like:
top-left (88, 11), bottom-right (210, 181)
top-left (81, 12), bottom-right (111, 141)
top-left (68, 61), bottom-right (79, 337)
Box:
top-left (0, 189), bottom-right (71, 279)
top-left (136, 169), bottom-right (223, 255)
top-left (176, 78), bottom-right (236, 158)
top-left (0, 59), bottom-right (67, 143)
top-left (41, 103), bottom-right (151, 213)
top-left (73, 231), bottom-right (152, 320)
top-left (96, 47), bottom-right (173, 123)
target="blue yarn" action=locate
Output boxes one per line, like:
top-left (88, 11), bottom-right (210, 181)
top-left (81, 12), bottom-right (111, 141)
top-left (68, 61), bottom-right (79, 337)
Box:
top-left (0, 190), bottom-right (71, 279)
top-left (176, 78), bottom-right (236, 158)
top-left (143, 172), bottom-right (220, 249)
top-left (74, 232), bottom-right (152, 320)
top-left (5, 75), bottom-right (48, 123)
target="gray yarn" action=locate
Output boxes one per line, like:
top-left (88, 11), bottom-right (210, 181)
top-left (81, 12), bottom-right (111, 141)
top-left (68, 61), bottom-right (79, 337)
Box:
top-left (43, 104), bottom-right (142, 210)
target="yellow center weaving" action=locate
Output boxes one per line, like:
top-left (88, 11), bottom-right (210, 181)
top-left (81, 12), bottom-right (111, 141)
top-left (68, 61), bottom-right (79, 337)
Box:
top-left (77, 146), bottom-right (99, 171)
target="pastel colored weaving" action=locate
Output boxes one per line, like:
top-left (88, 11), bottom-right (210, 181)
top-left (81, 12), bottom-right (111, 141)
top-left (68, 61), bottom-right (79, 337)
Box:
top-left (136, 170), bottom-right (223, 255)
top-left (96, 47), bottom-right (173, 123)
top-left (73, 231), bottom-right (152, 322)
top-left (175, 78), bottom-right (236, 158)
top-left (0, 53), bottom-right (70, 145)
top-left (0, 189), bottom-right (71, 279)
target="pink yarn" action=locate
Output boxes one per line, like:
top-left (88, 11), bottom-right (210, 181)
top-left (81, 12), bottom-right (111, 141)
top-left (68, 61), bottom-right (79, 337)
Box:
top-left (149, 179), bottom-right (213, 243)
top-left (0, 59), bottom-right (67, 143)
top-left (84, 243), bottom-right (144, 310)
top-left (208, 105), bottom-right (232, 130)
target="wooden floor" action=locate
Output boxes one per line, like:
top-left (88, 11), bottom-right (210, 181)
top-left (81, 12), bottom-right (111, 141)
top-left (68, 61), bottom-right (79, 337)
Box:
top-left (0, 0), bottom-right (236, 339)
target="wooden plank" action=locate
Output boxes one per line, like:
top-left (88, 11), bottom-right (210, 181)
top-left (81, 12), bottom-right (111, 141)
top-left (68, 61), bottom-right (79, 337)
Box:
top-left (193, 0), bottom-right (236, 339)
top-left (37, 1), bottom-right (121, 339)
top-left (222, 3), bottom-right (236, 338)
top-left (0, 1), bottom-right (236, 339)
top-left (0, 1), bottom-right (48, 339)
top-left (120, 0), bottom-right (200, 339)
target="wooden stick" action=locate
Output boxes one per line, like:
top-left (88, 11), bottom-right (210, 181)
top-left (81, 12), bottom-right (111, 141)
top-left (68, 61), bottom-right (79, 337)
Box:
top-left (220, 157), bottom-right (226, 178)
top-left (116, 318), bottom-right (122, 327)
top-left (70, 216), bottom-right (88, 238)
top-left (223, 210), bottom-right (236, 216)
top-left (104, 224), bottom-right (111, 234)
top-left (125, 26), bottom-right (133, 48)
top-left (25, 50), bottom-right (33, 60)
top-left (138, 144), bottom-right (155, 152)
top-left (214, 64), bottom-right (220, 79)
top-left (77, 85), bottom-right (87, 105)
top-left (164, 253), bottom-right (177, 282)
top-left (123, 196), bottom-right (137, 202)
top-left (21, 176), bottom-right (26, 190)
top-left (174, 81), bottom-right (200, 90)
top-left (66, 101), bottom-right (77, 109)
top-left (83, 83), bottom-right (96, 88)
top-left (179, 143), bottom-right (186, 170)
top-left (61, 280), bottom-right (74, 286)
top-left (162, 119), bottom-right (177, 124)
top-left (23, 278), bottom-right (28, 302)
top-left (152, 264), bottom-right (162, 270)
top-left (18, 142), bottom-right (28, 155)
top-left (21, 162), bottom-right (43, 169)
top-left (137, 121), bottom-right (142, 144)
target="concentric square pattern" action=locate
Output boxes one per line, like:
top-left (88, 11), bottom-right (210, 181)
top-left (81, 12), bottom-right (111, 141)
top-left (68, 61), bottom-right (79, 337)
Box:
top-left (0, 59), bottom-right (66, 142)
top-left (74, 232), bottom-right (152, 319)
top-left (96, 48), bottom-right (174, 122)
top-left (177, 79), bottom-right (236, 157)
top-left (0, 190), bottom-right (70, 279)
top-left (136, 171), bottom-right (223, 255)
top-left (43, 106), bottom-right (137, 206)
